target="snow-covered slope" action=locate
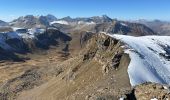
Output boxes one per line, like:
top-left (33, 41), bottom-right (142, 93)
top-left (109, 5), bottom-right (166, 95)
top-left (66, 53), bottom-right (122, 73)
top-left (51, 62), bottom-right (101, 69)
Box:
top-left (0, 28), bottom-right (45, 51)
top-left (108, 34), bottom-right (170, 86)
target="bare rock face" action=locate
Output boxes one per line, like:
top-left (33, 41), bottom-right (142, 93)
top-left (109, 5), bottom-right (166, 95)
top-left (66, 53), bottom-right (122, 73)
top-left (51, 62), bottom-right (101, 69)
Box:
top-left (83, 33), bottom-right (126, 72)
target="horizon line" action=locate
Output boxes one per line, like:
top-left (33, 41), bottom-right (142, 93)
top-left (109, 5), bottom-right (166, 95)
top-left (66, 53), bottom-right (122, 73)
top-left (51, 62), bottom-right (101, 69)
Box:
top-left (0, 14), bottom-right (170, 22)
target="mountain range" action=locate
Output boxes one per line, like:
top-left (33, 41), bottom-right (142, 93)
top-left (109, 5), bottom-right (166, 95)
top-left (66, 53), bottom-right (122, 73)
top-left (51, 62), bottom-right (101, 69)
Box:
top-left (0, 14), bottom-right (157, 36)
top-left (134, 19), bottom-right (170, 35)
top-left (1, 14), bottom-right (170, 36)
top-left (0, 15), bottom-right (170, 100)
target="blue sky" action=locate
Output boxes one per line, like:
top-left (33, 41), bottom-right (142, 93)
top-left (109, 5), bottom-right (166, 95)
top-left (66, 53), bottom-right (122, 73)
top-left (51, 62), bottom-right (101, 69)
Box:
top-left (0, 0), bottom-right (170, 21)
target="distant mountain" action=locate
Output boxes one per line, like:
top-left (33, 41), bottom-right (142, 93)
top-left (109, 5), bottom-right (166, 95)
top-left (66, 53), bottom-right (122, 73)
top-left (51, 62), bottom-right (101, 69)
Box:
top-left (51, 18), bottom-right (156, 36)
top-left (135, 19), bottom-right (170, 35)
top-left (10, 14), bottom-right (57, 29)
top-left (95, 21), bottom-right (156, 36)
top-left (50, 15), bottom-right (114, 33)
top-left (58, 15), bottom-right (113, 24)
top-left (46, 14), bottom-right (57, 22)
top-left (0, 20), bottom-right (9, 26)
top-left (90, 15), bottom-right (113, 23)
top-left (9, 15), bottom-right (156, 36)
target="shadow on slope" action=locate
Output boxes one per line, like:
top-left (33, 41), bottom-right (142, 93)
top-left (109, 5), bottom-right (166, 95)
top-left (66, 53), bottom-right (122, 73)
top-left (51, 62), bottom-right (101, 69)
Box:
top-left (0, 28), bottom-right (72, 62)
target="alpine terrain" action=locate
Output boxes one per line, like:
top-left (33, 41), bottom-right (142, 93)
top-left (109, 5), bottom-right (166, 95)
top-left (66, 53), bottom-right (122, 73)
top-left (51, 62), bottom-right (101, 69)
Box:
top-left (0, 14), bottom-right (170, 100)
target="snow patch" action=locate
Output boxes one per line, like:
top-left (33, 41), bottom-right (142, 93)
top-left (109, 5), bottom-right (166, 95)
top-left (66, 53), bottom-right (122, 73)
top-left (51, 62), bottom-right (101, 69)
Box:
top-left (28, 28), bottom-right (45, 35)
top-left (78, 21), bottom-right (96, 25)
top-left (50, 20), bottom-right (69, 25)
top-left (119, 97), bottom-right (124, 100)
top-left (12, 27), bottom-right (25, 31)
top-left (120, 23), bottom-right (127, 26)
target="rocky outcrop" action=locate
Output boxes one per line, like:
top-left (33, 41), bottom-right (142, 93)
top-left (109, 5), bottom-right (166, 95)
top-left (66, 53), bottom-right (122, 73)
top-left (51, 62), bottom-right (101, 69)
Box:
top-left (82, 33), bottom-right (129, 73)
top-left (134, 83), bottom-right (170, 100)
top-left (120, 83), bottom-right (170, 100)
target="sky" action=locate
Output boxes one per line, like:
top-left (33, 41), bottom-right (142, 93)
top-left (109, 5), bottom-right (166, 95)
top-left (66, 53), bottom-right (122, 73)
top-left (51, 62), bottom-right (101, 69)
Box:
top-left (0, 0), bottom-right (170, 22)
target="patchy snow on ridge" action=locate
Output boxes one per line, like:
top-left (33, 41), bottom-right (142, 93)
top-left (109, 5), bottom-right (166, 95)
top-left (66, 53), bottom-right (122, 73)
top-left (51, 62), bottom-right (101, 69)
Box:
top-left (78, 21), bottom-right (96, 25)
top-left (12, 27), bottom-right (25, 31)
top-left (28, 28), bottom-right (45, 35)
top-left (120, 23), bottom-right (127, 26)
top-left (50, 20), bottom-right (69, 25)
top-left (108, 34), bottom-right (170, 86)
